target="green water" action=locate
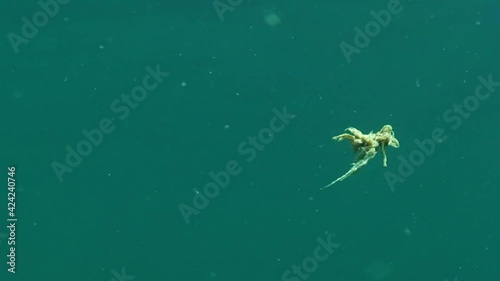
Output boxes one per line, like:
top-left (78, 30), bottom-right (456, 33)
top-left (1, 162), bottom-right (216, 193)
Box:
top-left (1, 0), bottom-right (498, 281)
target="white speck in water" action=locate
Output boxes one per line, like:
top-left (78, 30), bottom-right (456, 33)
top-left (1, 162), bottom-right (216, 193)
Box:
top-left (404, 227), bottom-right (411, 236)
top-left (263, 11), bottom-right (282, 27)
top-left (416, 79), bottom-right (421, 87)
top-left (181, 81), bottom-right (187, 87)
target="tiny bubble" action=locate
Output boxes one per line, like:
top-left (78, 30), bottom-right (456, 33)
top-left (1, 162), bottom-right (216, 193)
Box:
top-left (404, 227), bottom-right (411, 235)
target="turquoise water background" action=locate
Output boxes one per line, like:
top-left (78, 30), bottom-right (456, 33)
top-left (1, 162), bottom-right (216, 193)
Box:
top-left (0, 0), bottom-right (499, 280)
